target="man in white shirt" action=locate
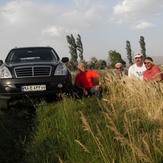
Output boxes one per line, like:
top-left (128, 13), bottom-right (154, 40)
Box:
top-left (128, 52), bottom-right (146, 80)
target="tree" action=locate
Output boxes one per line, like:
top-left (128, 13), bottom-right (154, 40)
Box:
top-left (66, 34), bottom-right (84, 70)
top-left (139, 36), bottom-right (146, 58)
top-left (108, 50), bottom-right (126, 68)
top-left (66, 34), bottom-right (78, 64)
top-left (126, 40), bottom-right (133, 65)
top-left (76, 34), bottom-right (84, 61)
top-left (96, 59), bottom-right (107, 69)
top-left (89, 57), bottom-right (98, 69)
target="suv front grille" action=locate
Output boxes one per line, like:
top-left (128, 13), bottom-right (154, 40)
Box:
top-left (14, 66), bottom-right (52, 78)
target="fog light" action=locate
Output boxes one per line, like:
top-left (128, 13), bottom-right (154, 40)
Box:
top-left (58, 84), bottom-right (63, 88)
top-left (5, 86), bottom-right (11, 91)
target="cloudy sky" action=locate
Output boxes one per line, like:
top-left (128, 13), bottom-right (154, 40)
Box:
top-left (0, 0), bottom-right (163, 61)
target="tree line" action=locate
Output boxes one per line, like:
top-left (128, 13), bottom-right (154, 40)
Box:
top-left (66, 34), bottom-right (146, 70)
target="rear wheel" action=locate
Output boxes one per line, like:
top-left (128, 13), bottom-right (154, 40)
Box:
top-left (0, 99), bottom-right (8, 109)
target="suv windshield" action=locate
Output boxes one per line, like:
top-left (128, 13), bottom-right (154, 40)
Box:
top-left (6, 48), bottom-right (59, 63)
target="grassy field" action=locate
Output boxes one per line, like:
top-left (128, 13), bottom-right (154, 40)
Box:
top-left (0, 74), bottom-right (163, 163)
top-left (26, 76), bottom-right (163, 163)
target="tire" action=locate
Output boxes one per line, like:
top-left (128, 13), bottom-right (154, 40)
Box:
top-left (0, 99), bottom-right (8, 109)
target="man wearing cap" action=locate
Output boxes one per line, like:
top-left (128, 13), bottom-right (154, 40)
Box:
top-left (128, 52), bottom-right (146, 80)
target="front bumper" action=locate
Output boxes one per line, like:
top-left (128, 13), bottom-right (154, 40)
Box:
top-left (0, 76), bottom-right (72, 100)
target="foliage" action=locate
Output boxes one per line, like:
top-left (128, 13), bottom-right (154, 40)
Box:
top-left (65, 60), bottom-right (78, 71)
top-left (108, 50), bottom-right (126, 68)
top-left (88, 57), bottom-right (107, 69)
top-left (126, 40), bottom-right (133, 65)
top-left (97, 59), bottom-right (107, 69)
top-left (76, 34), bottom-right (84, 62)
top-left (66, 34), bottom-right (84, 70)
top-left (66, 34), bottom-right (78, 66)
top-left (139, 36), bottom-right (146, 58)
top-left (26, 76), bottom-right (163, 163)
top-left (1, 76), bottom-right (163, 162)
top-left (89, 57), bottom-right (98, 69)
top-left (26, 98), bottom-right (107, 163)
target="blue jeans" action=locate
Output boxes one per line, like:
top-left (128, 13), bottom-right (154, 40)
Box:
top-left (89, 86), bottom-right (102, 99)
top-left (73, 85), bottom-right (102, 99)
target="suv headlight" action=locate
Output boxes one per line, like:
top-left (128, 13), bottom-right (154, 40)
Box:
top-left (54, 64), bottom-right (67, 75)
top-left (0, 65), bottom-right (12, 78)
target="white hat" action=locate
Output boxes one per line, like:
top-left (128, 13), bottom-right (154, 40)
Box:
top-left (134, 52), bottom-right (143, 59)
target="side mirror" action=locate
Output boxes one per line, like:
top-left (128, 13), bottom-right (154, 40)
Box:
top-left (61, 57), bottom-right (69, 63)
top-left (0, 60), bottom-right (3, 66)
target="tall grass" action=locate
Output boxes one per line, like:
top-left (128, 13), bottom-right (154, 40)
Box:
top-left (101, 75), bottom-right (163, 162)
top-left (26, 75), bottom-right (163, 163)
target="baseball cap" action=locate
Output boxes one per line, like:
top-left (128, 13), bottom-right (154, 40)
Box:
top-left (134, 52), bottom-right (143, 59)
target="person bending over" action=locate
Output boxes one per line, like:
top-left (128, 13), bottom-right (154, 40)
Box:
top-left (75, 63), bottom-right (102, 98)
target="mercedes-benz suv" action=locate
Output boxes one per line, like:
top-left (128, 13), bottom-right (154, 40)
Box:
top-left (0, 46), bottom-right (73, 109)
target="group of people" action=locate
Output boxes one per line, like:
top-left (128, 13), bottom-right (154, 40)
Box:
top-left (73, 52), bottom-right (163, 99)
top-left (115, 52), bottom-right (163, 81)
top-left (128, 52), bottom-right (162, 81)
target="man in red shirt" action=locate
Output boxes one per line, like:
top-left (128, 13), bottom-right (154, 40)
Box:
top-left (75, 63), bottom-right (102, 98)
top-left (143, 57), bottom-right (163, 81)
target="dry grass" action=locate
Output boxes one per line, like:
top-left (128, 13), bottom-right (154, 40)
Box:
top-left (78, 71), bottom-right (163, 162)
top-left (100, 73), bottom-right (163, 162)
top-left (26, 70), bottom-right (163, 162)
top-left (102, 70), bottom-right (163, 121)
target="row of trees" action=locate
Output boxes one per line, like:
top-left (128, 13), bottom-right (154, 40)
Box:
top-left (66, 34), bottom-right (146, 70)
top-left (66, 34), bottom-right (107, 70)
top-left (110, 36), bottom-right (146, 68)
top-left (66, 34), bottom-right (83, 63)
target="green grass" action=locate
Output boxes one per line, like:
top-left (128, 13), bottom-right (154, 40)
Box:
top-left (26, 78), bottom-right (163, 163)
top-left (1, 76), bottom-right (163, 163)
top-left (26, 98), bottom-right (106, 163)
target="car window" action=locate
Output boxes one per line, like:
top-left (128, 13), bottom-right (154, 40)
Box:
top-left (6, 48), bottom-right (59, 63)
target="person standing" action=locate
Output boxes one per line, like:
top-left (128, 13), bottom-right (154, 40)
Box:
top-left (75, 63), bottom-right (102, 98)
top-left (143, 57), bottom-right (163, 81)
top-left (128, 52), bottom-right (146, 80)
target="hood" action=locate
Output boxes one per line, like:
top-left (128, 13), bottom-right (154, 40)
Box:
top-left (4, 60), bottom-right (62, 68)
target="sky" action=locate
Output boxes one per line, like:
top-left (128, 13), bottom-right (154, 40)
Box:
top-left (0, 0), bottom-right (163, 61)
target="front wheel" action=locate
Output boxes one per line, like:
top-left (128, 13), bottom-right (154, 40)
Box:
top-left (0, 99), bottom-right (8, 109)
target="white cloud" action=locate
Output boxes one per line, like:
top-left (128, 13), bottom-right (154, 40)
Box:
top-left (60, 10), bottom-right (88, 29)
top-left (0, 0), bottom-right (162, 61)
top-left (41, 26), bottom-right (64, 37)
top-left (0, 0), bottom-right (109, 59)
top-left (1, 1), bottom-right (23, 24)
top-left (134, 21), bottom-right (155, 29)
top-left (86, 4), bottom-right (105, 19)
top-left (0, 0), bottom-right (107, 34)
top-left (0, 0), bottom-right (66, 59)
top-left (0, 1), bottom-right (59, 27)
top-left (112, 0), bottom-right (163, 28)
top-left (73, 0), bottom-right (91, 6)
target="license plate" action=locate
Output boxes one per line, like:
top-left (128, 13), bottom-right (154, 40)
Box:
top-left (21, 85), bottom-right (46, 92)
